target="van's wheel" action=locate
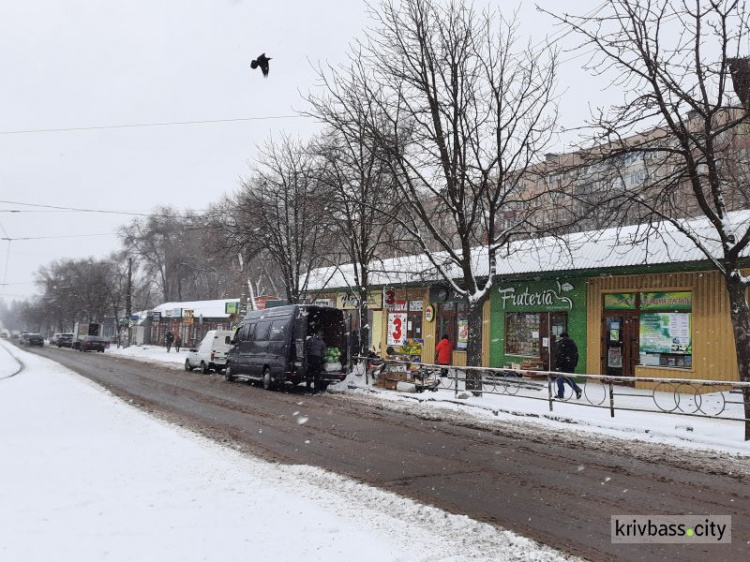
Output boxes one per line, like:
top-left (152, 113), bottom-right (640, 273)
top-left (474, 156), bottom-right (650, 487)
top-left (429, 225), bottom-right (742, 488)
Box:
top-left (262, 367), bottom-right (275, 391)
top-left (185, 359), bottom-right (193, 371)
top-left (224, 363), bottom-right (235, 382)
top-left (200, 361), bottom-right (209, 374)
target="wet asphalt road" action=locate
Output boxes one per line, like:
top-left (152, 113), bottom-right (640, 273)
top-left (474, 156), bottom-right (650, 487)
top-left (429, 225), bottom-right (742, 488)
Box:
top-left (21, 345), bottom-right (750, 561)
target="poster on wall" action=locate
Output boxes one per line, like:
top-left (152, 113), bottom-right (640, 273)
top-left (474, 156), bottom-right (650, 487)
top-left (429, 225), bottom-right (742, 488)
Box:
top-left (387, 312), bottom-right (408, 346)
top-left (639, 312), bottom-right (692, 354)
top-left (608, 347), bottom-right (623, 368)
top-left (457, 317), bottom-right (469, 347)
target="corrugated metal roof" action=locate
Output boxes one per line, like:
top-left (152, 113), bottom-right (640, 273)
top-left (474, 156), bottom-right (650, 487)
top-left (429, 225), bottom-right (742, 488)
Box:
top-left (303, 210), bottom-right (750, 291)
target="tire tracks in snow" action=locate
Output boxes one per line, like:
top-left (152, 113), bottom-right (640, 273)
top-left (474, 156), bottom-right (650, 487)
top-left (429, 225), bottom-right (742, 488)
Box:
top-left (0, 340), bottom-right (24, 381)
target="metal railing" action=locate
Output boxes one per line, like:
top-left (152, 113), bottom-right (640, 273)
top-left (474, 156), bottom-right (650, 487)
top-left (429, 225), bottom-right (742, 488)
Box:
top-left (356, 357), bottom-right (750, 427)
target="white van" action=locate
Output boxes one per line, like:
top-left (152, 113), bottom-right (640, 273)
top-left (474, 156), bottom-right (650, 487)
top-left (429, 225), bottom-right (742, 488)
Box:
top-left (185, 330), bottom-right (234, 374)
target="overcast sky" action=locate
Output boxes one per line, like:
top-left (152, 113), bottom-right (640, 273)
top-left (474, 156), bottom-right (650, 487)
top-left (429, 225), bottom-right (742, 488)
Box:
top-left (0, 0), bottom-right (607, 304)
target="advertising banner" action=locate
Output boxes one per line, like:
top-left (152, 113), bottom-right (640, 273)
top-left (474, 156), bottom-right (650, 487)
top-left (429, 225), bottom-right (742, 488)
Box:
top-left (604, 293), bottom-right (637, 310)
top-left (641, 291), bottom-right (692, 310)
top-left (387, 312), bottom-right (407, 346)
top-left (639, 312), bottom-right (692, 354)
top-left (337, 292), bottom-right (383, 310)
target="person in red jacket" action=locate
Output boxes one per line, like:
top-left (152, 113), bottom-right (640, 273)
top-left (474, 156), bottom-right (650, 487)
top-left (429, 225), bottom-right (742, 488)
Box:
top-left (435, 334), bottom-right (453, 376)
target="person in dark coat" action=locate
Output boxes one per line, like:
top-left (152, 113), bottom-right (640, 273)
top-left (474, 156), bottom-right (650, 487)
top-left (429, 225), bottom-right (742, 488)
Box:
top-left (554, 332), bottom-right (582, 399)
top-left (175, 335), bottom-right (182, 353)
top-left (306, 331), bottom-right (327, 394)
top-left (165, 330), bottom-right (174, 353)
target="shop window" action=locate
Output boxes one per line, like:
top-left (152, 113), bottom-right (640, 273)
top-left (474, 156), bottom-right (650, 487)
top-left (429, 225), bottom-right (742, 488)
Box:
top-left (406, 311), bottom-right (422, 340)
top-left (639, 311), bottom-right (692, 368)
top-left (505, 312), bottom-right (541, 357)
top-left (437, 302), bottom-right (469, 350)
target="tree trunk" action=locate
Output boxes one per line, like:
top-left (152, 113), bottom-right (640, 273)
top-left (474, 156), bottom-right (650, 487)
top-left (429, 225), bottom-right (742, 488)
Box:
top-left (726, 277), bottom-right (750, 440)
top-left (464, 296), bottom-right (486, 395)
top-left (358, 292), bottom-right (369, 359)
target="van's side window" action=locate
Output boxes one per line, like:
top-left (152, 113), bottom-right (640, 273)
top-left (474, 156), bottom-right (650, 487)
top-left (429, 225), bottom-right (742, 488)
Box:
top-left (224, 336), bottom-right (232, 345)
top-left (255, 321), bottom-right (272, 342)
top-left (240, 324), bottom-right (255, 342)
top-left (269, 321), bottom-right (286, 341)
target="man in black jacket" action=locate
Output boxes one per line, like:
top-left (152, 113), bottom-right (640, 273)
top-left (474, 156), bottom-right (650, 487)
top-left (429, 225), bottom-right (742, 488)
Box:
top-left (306, 331), bottom-right (326, 394)
top-left (554, 332), bottom-right (582, 399)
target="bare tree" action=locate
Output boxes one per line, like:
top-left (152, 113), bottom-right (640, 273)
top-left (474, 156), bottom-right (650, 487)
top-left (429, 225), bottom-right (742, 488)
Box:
top-left (230, 135), bottom-right (330, 304)
top-left (303, 120), bottom-right (402, 355)
top-left (312, 0), bottom-right (558, 385)
top-left (121, 207), bottom-right (240, 303)
top-left (550, 0), bottom-right (750, 438)
top-left (35, 258), bottom-right (116, 326)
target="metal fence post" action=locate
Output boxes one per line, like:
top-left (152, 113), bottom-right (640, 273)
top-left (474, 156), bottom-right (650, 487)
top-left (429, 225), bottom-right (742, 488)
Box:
top-left (548, 372), bottom-right (554, 411)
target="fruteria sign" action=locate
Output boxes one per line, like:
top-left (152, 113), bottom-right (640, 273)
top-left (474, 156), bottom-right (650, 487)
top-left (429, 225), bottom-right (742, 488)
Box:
top-left (497, 280), bottom-right (575, 311)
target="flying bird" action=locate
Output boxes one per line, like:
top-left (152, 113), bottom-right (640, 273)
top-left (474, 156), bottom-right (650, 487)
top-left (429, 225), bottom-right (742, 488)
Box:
top-left (251, 53), bottom-right (271, 77)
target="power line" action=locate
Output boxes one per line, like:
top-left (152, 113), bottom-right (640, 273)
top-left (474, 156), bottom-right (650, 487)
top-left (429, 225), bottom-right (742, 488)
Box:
top-left (0, 114), bottom-right (303, 136)
top-left (0, 200), bottom-right (210, 216)
top-left (1, 233), bottom-right (118, 241)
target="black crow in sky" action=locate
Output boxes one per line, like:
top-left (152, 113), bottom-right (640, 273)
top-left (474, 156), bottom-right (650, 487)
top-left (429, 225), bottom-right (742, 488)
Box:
top-left (251, 53), bottom-right (271, 77)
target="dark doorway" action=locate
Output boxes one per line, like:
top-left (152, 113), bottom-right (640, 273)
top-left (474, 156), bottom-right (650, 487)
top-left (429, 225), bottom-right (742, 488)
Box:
top-left (541, 312), bottom-right (568, 371)
top-left (601, 313), bottom-right (639, 380)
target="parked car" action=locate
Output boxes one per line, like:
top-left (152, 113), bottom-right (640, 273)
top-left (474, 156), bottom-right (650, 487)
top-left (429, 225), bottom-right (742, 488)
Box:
top-left (225, 304), bottom-right (348, 391)
top-left (56, 333), bottom-right (74, 348)
top-left (0, 329), bottom-right (9, 339)
top-left (78, 335), bottom-right (109, 352)
top-left (185, 330), bottom-right (234, 374)
top-left (20, 333), bottom-right (44, 346)
top-left (11, 331), bottom-right (20, 339)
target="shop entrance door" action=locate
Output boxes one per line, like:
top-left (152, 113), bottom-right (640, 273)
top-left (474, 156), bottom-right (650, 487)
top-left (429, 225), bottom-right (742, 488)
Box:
top-left (541, 312), bottom-right (568, 371)
top-left (601, 313), bottom-right (639, 379)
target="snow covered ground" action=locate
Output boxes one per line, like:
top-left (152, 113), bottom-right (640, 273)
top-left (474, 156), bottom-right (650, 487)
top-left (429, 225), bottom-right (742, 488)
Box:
top-left (0, 340), bottom-right (575, 562)
top-left (109, 343), bottom-right (750, 456)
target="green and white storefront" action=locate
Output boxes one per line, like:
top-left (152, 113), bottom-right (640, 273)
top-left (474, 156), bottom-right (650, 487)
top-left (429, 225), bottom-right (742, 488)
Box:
top-left (489, 277), bottom-right (588, 373)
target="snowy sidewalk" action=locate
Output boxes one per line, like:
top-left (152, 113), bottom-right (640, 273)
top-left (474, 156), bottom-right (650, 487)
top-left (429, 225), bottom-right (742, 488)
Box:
top-left (0, 341), bottom-right (574, 562)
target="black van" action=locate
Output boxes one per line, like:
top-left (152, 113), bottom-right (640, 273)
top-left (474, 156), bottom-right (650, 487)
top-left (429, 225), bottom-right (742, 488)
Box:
top-left (225, 304), bottom-right (348, 391)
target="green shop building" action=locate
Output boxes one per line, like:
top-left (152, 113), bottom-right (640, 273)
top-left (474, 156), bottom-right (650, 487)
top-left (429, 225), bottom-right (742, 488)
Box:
top-left (490, 277), bottom-right (588, 373)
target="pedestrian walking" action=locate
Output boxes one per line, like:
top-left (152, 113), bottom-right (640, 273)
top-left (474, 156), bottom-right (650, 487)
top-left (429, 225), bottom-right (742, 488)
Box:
top-left (175, 335), bottom-right (182, 353)
top-left (554, 332), bottom-right (582, 399)
top-left (435, 334), bottom-right (453, 376)
top-left (165, 330), bottom-right (174, 353)
top-left (306, 331), bottom-right (326, 394)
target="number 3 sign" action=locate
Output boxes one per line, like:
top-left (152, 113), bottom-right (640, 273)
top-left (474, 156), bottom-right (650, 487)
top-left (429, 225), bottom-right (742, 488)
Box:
top-left (387, 312), bottom-right (407, 346)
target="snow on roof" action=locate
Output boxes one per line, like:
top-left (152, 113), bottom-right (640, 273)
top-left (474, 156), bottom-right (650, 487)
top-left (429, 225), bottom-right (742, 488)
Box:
top-left (151, 298), bottom-right (239, 319)
top-left (303, 210), bottom-right (750, 291)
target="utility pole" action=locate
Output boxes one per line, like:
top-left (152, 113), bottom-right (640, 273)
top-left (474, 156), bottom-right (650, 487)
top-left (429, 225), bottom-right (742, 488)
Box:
top-left (238, 254), bottom-right (247, 316)
top-left (237, 253), bottom-right (256, 316)
top-left (125, 256), bottom-right (132, 347)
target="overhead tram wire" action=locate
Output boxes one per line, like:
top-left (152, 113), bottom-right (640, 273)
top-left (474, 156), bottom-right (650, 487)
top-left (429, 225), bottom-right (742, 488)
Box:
top-left (0, 114), bottom-right (302, 136)
top-left (0, 233), bottom-right (118, 241)
top-left (0, 200), bottom-right (212, 217)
